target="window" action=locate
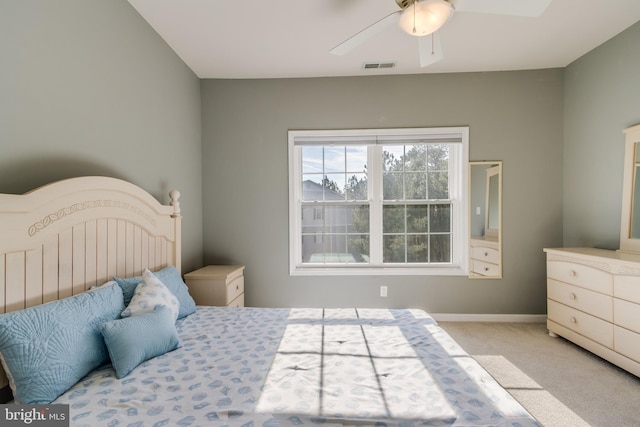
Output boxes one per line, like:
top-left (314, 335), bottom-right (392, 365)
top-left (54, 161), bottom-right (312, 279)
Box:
top-left (289, 127), bottom-right (469, 276)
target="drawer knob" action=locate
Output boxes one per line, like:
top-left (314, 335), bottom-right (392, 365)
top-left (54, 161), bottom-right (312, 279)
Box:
top-left (570, 292), bottom-right (577, 300)
top-left (570, 316), bottom-right (577, 324)
top-left (484, 267), bottom-right (489, 271)
top-left (236, 285), bottom-right (239, 290)
top-left (569, 270), bottom-right (577, 278)
top-left (484, 252), bottom-right (489, 257)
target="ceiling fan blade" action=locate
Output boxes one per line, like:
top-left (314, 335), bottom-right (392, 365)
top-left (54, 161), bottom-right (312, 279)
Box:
top-left (452, 0), bottom-right (552, 17)
top-left (330, 11), bottom-right (401, 55)
top-left (418, 32), bottom-right (443, 67)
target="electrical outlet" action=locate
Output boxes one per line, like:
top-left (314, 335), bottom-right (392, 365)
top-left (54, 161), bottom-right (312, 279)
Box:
top-left (380, 285), bottom-right (388, 297)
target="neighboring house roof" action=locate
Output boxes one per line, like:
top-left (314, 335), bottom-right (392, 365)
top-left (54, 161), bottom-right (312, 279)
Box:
top-left (302, 179), bottom-right (344, 201)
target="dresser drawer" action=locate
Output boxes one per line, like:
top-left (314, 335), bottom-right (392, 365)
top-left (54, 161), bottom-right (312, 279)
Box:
top-left (614, 275), bottom-right (640, 304)
top-left (547, 261), bottom-right (613, 294)
top-left (470, 246), bottom-right (500, 264)
top-left (614, 326), bottom-right (640, 363)
top-left (226, 276), bottom-right (244, 305)
top-left (547, 300), bottom-right (613, 348)
top-left (614, 298), bottom-right (640, 334)
top-left (470, 259), bottom-right (500, 276)
top-left (547, 279), bottom-right (612, 321)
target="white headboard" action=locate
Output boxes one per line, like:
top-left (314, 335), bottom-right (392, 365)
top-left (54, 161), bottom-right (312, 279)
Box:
top-left (0, 176), bottom-right (182, 390)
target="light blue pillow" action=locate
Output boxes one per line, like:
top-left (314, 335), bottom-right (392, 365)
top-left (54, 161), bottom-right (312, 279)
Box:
top-left (99, 305), bottom-right (179, 378)
top-left (114, 265), bottom-right (196, 319)
top-left (0, 283), bottom-right (123, 404)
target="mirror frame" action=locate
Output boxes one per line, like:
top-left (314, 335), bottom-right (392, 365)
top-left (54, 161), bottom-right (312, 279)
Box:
top-left (468, 161), bottom-right (502, 278)
top-left (620, 123), bottom-right (640, 253)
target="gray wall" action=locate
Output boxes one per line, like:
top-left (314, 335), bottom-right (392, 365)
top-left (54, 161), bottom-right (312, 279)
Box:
top-left (563, 21), bottom-right (640, 249)
top-left (201, 70), bottom-right (564, 314)
top-left (5, 1), bottom-right (636, 315)
top-left (0, 0), bottom-right (203, 272)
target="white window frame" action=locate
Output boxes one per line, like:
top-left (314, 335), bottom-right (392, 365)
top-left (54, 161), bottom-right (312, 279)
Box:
top-left (288, 127), bottom-right (469, 276)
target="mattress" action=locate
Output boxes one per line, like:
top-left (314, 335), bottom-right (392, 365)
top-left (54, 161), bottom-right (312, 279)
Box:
top-left (54, 307), bottom-right (540, 426)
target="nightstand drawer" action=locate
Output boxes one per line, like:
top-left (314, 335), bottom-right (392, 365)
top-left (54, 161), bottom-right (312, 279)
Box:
top-left (228, 293), bottom-right (244, 308)
top-left (227, 276), bottom-right (244, 305)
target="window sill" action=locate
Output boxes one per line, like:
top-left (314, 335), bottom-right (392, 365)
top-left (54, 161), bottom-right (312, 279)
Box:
top-left (290, 265), bottom-right (468, 276)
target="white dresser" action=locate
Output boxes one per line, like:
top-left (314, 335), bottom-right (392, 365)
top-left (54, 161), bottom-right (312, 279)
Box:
top-left (544, 247), bottom-right (640, 377)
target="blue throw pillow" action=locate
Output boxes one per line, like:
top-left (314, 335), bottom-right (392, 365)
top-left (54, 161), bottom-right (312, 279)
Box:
top-left (99, 305), bottom-right (179, 378)
top-left (114, 265), bottom-right (196, 319)
top-left (0, 283), bottom-right (124, 404)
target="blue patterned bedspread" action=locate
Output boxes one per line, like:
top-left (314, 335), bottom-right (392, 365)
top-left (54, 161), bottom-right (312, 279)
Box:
top-left (54, 307), bottom-right (540, 426)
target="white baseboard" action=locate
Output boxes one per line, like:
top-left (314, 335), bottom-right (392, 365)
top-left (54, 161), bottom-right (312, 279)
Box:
top-left (432, 313), bottom-right (547, 323)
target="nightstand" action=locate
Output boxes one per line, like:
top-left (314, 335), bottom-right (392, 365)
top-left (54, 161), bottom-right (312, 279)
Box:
top-left (183, 265), bottom-right (245, 307)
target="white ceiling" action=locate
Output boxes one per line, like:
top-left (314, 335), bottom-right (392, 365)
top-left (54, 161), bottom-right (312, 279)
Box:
top-left (128, 0), bottom-right (640, 79)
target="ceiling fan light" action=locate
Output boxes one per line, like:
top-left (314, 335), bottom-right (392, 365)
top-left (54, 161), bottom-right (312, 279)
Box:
top-left (399, 0), bottom-right (454, 37)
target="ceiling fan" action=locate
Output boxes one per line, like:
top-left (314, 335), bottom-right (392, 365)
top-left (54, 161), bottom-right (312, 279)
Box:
top-left (329, 0), bottom-right (552, 67)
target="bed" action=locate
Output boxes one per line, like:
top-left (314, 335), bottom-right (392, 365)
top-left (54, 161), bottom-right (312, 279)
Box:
top-left (0, 177), bottom-right (540, 426)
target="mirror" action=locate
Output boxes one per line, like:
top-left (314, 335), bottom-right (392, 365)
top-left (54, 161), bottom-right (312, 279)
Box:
top-left (469, 161), bottom-right (502, 278)
top-left (620, 124), bottom-right (640, 253)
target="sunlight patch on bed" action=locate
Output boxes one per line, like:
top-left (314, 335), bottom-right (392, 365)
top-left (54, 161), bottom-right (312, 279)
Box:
top-left (256, 322), bottom-right (456, 422)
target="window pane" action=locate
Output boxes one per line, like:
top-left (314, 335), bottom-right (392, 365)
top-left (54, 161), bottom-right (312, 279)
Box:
top-left (347, 235), bottom-right (370, 263)
top-left (347, 205), bottom-right (369, 233)
top-left (346, 173), bottom-right (367, 200)
top-left (324, 174), bottom-right (346, 200)
top-left (301, 234), bottom-right (322, 263)
top-left (428, 144), bottom-right (449, 170)
top-left (302, 175), bottom-right (324, 201)
top-left (346, 146), bottom-right (367, 173)
top-left (383, 205), bottom-right (404, 233)
top-left (325, 206), bottom-right (347, 233)
top-left (430, 204), bottom-right (450, 233)
top-left (383, 172), bottom-right (403, 200)
top-left (302, 146), bottom-right (323, 174)
top-left (405, 172), bottom-right (427, 199)
top-left (430, 234), bottom-right (451, 263)
top-left (383, 146), bottom-right (404, 172)
top-left (407, 235), bottom-right (428, 262)
top-left (406, 205), bottom-right (428, 233)
top-left (301, 205), bottom-right (370, 264)
top-left (404, 145), bottom-right (427, 172)
top-left (428, 171), bottom-right (449, 199)
top-left (383, 235), bottom-right (405, 263)
top-left (324, 146), bottom-right (346, 173)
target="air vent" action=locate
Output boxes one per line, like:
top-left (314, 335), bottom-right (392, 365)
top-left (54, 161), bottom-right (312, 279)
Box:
top-left (362, 62), bottom-right (396, 70)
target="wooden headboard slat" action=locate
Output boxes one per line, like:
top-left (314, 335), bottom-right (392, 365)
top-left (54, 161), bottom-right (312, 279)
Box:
top-left (43, 239), bottom-right (59, 304)
top-left (25, 249), bottom-right (43, 308)
top-left (5, 253), bottom-right (26, 313)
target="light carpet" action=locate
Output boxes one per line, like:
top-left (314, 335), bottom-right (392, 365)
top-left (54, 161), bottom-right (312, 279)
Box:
top-left (474, 354), bottom-right (589, 427)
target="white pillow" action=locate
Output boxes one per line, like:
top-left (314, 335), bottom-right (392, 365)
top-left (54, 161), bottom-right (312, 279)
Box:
top-left (121, 268), bottom-right (179, 321)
